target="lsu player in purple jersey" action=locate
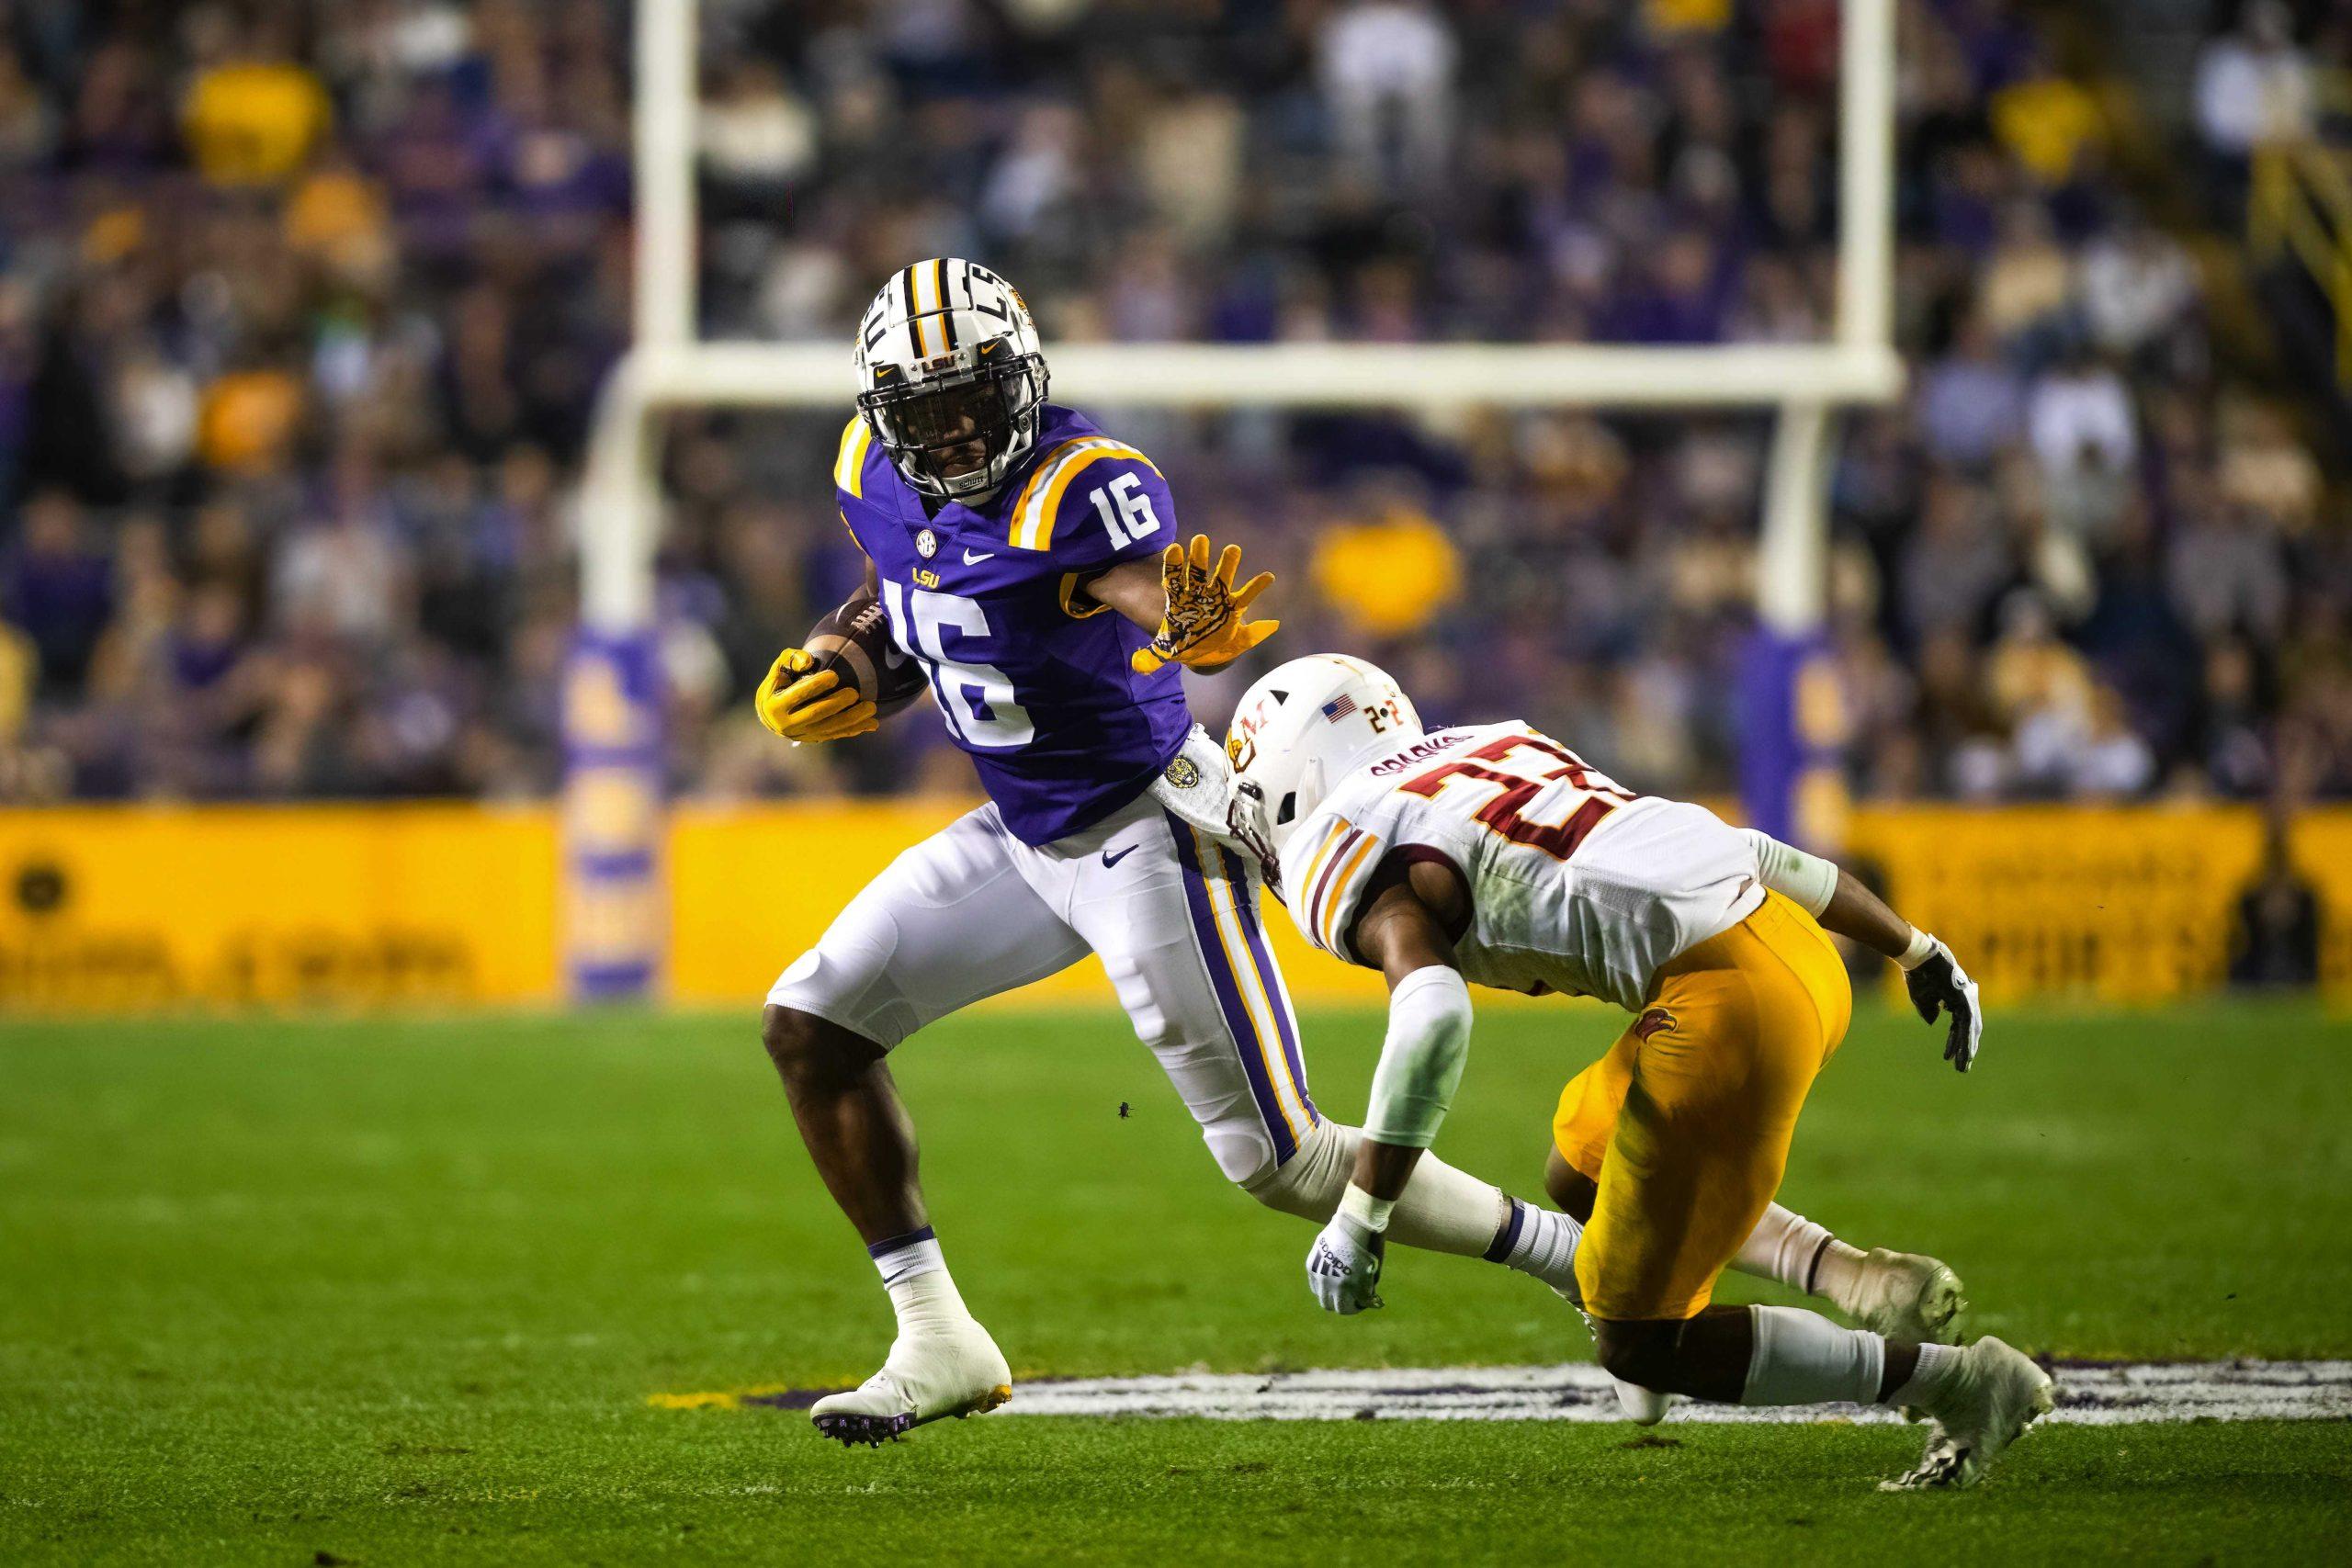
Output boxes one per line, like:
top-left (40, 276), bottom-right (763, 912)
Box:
top-left (752, 260), bottom-right (1589, 1447)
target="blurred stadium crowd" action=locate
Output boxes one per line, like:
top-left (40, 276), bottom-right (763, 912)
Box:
top-left (0, 0), bottom-right (2347, 808)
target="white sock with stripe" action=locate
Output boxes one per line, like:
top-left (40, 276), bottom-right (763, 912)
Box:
top-left (1733, 1203), bottom-right (1867, 1311)
top-left (1486, 1197), bottom-right (1583, 1294)
top-left (1245, 1119), bottom-right (1517, 1259)
top-left (1387, 1147), bottom-right (1516, 1258)
top-left (867, 1226), bottom-right (977, 1339)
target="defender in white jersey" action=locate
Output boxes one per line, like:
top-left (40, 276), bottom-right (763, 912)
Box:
top-left (1229, 655), bottom-right (2052, 1491)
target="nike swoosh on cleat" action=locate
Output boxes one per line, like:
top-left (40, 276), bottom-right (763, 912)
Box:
top-left (964, 548), bottom-right (995, 564)
top-left (1101, 844), bottom-right (1138, 868)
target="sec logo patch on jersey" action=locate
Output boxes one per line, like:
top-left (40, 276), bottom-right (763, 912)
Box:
top-left (1163, 757), bottom-right (1201, 789)
top-left (916, 527), bottom-right (939, 558)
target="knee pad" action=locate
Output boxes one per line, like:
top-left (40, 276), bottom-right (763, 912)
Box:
top-left (1204, 1126), bottom-right (1281, 1187)
top-left (766, 942), bottom-right (915, 1051)
top-left (1238, 1118), bottom-right (1357, 1220)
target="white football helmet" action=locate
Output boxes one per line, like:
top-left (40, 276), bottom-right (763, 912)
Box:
top-left (854, 258), bottom-right (1048, 502)
top-left (1226, 654), bottom-right (1423, 862)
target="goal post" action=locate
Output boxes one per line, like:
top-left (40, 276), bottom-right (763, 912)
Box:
top-left (565, 0), bottom-right (1902, 1001)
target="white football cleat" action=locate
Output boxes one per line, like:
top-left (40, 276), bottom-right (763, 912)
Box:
top-left (1611, 1377), bottom-right (1677, 1426)
top-left (809, 1322), bottom-right (1012, 1448)
top-left (1881, 1336), bottom-right (2055, 1491)
top-left (1842, 1248), bottom-right (1966, 1346)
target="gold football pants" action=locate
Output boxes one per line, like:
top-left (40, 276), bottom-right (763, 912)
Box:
top-left (1552, 892), bottom-right (1854, 1321)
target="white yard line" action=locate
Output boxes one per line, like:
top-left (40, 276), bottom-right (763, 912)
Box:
top-left (986, 1359), bottom-right (2352, 1426)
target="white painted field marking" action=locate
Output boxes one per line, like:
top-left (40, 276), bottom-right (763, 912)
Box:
top-left (991, 1360), bottom-right (2352, 1426)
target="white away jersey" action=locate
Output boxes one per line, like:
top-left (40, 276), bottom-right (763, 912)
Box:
top-left (1276, 721), bottom-right (1766, 1012)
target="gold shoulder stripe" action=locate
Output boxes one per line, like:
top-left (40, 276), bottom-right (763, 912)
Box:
top-left (1007, 439), bottom-right (1162, 550)
top-left (1006, 437), bottom-right (1090, 547)
top-left (834, 416), bottom-right (873, 499)
top-left (1317, 833), bottom-right (1383, 953)
top-left (1296, 818), bottom-right (1351, 892)
top-left (1292, 818), bottom-right (1353, 944)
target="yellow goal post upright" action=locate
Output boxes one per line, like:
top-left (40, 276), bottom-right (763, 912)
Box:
top-left (566, 0), bottom-right (1903, 1001)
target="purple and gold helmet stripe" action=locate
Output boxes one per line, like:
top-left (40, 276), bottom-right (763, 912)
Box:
top-left (933, 258), bottom-right (957, 350)
top-left (900, 264), bottom-right (931, 358)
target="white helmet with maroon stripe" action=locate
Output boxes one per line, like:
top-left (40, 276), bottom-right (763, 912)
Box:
top-left (854, 258), bottom-right (1048, 502)
top-left (1225, 653), bottom-right (1423, 861)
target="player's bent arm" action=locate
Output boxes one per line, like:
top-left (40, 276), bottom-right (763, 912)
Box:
top-left (1075, 557), bottom-right (1166, 632)
top-left (1738, 828), bottom-right (1984, 1073)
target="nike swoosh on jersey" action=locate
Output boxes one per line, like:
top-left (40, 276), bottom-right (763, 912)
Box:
top-left (1100, 843), bottom-right (1138, 868)
top-left (964, 548), bottom-right (996, 564)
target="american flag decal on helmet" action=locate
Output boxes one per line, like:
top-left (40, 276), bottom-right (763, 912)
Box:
top-left (1321, 695), bottom-right (1357, 722)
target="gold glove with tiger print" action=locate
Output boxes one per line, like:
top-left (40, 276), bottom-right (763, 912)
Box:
top-left (1129, 533), bottom-right (1281, 674)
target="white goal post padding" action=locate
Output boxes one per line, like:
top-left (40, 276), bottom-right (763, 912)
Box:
top-left (567, 0), bottom-right (1901, 997)
top-left (592, 0), bottom-right (1898, 636)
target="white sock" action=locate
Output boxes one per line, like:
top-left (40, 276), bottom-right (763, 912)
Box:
top-left (1734, 1204), bottom-right (1866, 1309)
top-left (1487, 1197), bottom-right (1582, 1294)
top-left (1390, 1149), bottom-right (1514, 1258)
top-left (868, 1226), bottom-right (973, 1338)
top-left (1886, 1340), bottom-right (1962, 1409)
top-left (1245, 1119), bottom-right (1510, 1258)
top-left (1740, 1304), bottom-right (1886, 1406)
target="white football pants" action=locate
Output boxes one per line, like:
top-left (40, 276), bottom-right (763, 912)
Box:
top-left (769, 789), bottom-right (1317, 1185)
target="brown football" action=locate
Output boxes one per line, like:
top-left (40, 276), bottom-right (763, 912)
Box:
top-left (803, 597), bottom-right (929, 716)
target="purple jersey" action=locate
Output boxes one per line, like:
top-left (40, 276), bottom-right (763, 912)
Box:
top-left (832, 402), bottom-right (1192, 845)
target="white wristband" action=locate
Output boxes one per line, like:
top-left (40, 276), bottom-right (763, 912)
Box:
top-left (1897, 927), bottom-right (1938, 970)
top-left (1340, 1182), bottom-right (1396, 1234)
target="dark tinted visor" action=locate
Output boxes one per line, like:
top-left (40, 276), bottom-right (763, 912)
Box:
top-left (881, 376), bottom-right (1011, 457)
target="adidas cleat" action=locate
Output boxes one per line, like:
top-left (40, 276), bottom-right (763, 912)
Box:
top-left (1881, 1336), bottom-right (2055, 1491)
top-left (809, 1325), bottom-right (1012, 1448)
top-left (1845, 1248), bottom-right (1966, 1346)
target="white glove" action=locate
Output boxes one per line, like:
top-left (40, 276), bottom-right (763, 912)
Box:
top-left (1305, 1188), bottom-right (1388, 1314)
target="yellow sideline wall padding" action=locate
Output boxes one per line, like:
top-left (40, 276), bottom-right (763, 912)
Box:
top-left (0, 805), bottom-right (559, 1010)
top-left (0, 800), bottom-right (2345, 1013)
top-left (665, 797), bottom-right (1398, 1010)
top-left (1844, 806), bottom-right (2352, 1006)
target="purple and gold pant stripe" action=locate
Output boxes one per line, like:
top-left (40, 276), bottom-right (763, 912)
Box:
top-left (1167, 814), bottom-right (1317, 1165)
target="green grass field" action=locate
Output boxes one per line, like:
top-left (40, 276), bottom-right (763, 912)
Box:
top-left (5, 1001), bottom-right (2349, 1564)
